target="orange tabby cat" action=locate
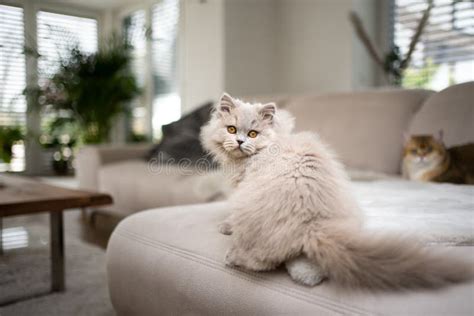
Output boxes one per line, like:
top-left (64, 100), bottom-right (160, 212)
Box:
top-left (402, 132), bottom-right (474, 184)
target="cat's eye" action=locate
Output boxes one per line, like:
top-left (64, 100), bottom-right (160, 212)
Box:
top-left (248, 130), bottom-right (258, 138)
top-left (227, 126), bottom-right (237, 134)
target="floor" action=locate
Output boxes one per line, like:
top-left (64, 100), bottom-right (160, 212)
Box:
top-left (0, 176), bottom-right (122, 315)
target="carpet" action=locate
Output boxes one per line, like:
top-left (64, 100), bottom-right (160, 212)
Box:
top-left (0, 222), bottom-right (114, 316)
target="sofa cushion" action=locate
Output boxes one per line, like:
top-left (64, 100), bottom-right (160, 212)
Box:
top-left (76, 144), bottom-right (151, 191)
top-left (285, 89), bottom-right (433, 174)
top-left (409, 81), bottom-right (474, 147)
top-left (98, 160), bottom-right (227, 215)
top-left (107, 185), bottom-right (474, 315)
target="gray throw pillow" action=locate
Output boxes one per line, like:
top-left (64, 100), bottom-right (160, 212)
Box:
top-left (148, 102), bottom-right (216, 167)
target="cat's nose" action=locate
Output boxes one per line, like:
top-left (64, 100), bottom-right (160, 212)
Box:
top-left (237, 140), bottom-right (244, 146)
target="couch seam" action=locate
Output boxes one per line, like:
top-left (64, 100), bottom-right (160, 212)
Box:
top-left (119, 229), bottom-right (364, 313)
top-left (115, 229), bottom-right (376, 316)
top-left (115, 231), bottom-right (358, 316)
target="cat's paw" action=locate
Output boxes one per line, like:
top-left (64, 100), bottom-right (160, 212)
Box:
top-left (291, 270), bottom-right (325, 287)
top-left (224, 249), bottom-right (239, 267)
top-left (224, 248), bottom-right (274, 271)
top-left (286, 256), bottom-right (326, 287)
top-left (218, 222), bottom-right (233, 235)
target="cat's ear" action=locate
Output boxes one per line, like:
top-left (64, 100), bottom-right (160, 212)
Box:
top-left (217, 92), bottom-right (236, 114)
top-left (259, 103), bottom-right (277, 123)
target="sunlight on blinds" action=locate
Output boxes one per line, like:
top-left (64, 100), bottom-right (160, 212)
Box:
top-left (124, 10), bottom-right (147, 88)
top-left (0, 5), bottom-right (26, 127)
top-left (152, 0), bottom-right (180, 138)
top-left (395, 0), bottom-right (474, 90)
top-left (37, 11), bottom-right (98, 84)
top-left (123, 10), bottom-right (147, 138)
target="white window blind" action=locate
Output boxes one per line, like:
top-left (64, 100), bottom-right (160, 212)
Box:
top-left (37, 11), bottom-right (98, 85)
top-left (124, 10), bottom-right (147, 87)
top-left (152, 0), bottom-right (180, 137)
top-left (394, 0), bottom-right (474, 90)
top-left (0, 5), bottom-right (26, 127)
top-left (123, 10), bottom-right (147, 137)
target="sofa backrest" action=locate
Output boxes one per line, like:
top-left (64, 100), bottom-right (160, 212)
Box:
top-left (408, 81), bottom-right (474, 147)
top-left (284, 89), bottom-right (433, 174)
top-left (240, 95), bottom-right (291, 109)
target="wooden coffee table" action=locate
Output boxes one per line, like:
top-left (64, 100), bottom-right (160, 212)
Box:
top-left (0, 174), bottom-right (112, 298)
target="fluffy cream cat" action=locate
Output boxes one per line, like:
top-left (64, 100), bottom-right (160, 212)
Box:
top-left (200, 93), bottom-right (472, 290)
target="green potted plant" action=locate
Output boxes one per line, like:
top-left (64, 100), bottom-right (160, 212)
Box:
top-left (39, 117), bottom-right (78, 175)
top-left (0, 126), bottom-right (24, 164)
top-left (24, 35), bottom-right (141, 174)
top-left (29, 35), bottom-right (141, 144)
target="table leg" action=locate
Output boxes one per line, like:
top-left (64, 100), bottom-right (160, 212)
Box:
top-left (50, 211), bottom-right (65, 292)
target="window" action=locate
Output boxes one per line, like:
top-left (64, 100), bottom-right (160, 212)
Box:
top-left (152, 0), bottom-right (181, 139)
top-left (394, 0), bottom-right (474, 90)
top-left (0, 4), bottom-right (26, 127)
top-left (37, 11), bottom-right (98, 85)
top-left (123, 1), bottom-right (181, 140)
top-left (0, 5), bottom-right (26, 171)
top-left (123, 10), bottom-right (147, 139)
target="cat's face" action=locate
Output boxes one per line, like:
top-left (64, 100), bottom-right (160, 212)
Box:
top-left (201, 93), bottom-right (277, 160)
top-left (403, 135), bottom-right (446, 167)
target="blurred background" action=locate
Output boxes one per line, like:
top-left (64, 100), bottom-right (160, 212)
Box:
top-left (0, 0), bottom-right (473, 175)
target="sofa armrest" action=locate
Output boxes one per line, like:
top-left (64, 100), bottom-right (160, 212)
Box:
top-left (76, 144), bottom-right (152, 191)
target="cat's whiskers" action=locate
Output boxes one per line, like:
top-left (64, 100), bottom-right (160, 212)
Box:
top-left (223, 140), bottom-right (238, 152)
top-left (240, 143), bottom-right (256, 156)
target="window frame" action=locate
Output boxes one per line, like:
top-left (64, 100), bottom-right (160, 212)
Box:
top-left (117, 3), bottom-right (155, 139)
top-left (118, 0), bottom-right (183, 140)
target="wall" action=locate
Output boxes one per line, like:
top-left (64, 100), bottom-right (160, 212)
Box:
top-left (274, 0), bottom-right (354, 94)
top-left (352, 0), bottom-right (392, 89)
top-left (351, 0), bottom-right (378, 90)
top-left (375, 0), bottom-right (394, 86)
top-left (224, 0), bottom-right (277, 96)
top-left (180, 0), bottom-right (224, 113)
top-left (222, 0), bottom-right (385, 97)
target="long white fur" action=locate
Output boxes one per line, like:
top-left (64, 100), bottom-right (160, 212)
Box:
top-left (200, 93), bottom-right (473, 290)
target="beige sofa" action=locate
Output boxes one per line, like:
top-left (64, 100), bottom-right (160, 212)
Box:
top-left (101, 83), bottom-right (474, 314)
top-left (78, 88), bottom-right (437, 216)
top-left (77, 84), bottom-right (474, 216)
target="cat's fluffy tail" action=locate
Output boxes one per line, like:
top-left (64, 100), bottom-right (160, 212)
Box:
top-left (304, 222), bottom-right (473, 290)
